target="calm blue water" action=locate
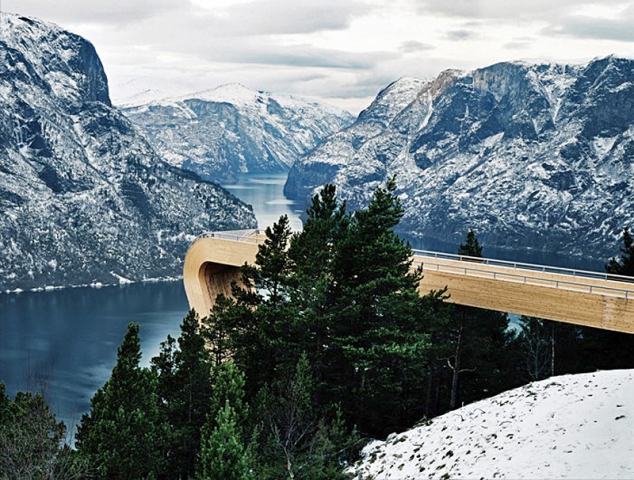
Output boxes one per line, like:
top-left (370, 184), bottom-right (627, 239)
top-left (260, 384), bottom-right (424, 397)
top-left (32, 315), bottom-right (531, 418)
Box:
top-left (223, 173), bottom-right (303, 232)
top-left (0, 282), bottom-right (188, 433)
top-left (0, 173), bottom-right (301, 435)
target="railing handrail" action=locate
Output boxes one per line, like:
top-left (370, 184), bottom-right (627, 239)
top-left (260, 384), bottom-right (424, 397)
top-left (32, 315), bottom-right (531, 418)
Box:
top-left (412, 248), bottom-right (634, 285)
top-left (197, 231), bottom-right (633, 299)
top-left (411, 257), bottom-right (632, 300)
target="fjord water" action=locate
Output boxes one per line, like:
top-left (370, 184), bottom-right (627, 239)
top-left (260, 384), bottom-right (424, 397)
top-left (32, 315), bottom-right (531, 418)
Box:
top-left (223, 173), bottom-right (303, 232)
top-left (0, 173), bottom-right (301, 433)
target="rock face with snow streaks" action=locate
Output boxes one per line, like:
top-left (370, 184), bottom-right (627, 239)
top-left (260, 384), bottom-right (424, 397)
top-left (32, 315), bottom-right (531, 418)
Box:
top-left (122, 85), bottom-right (354, 183)
top-left (0, 14), bottom-right (256, 291)
top-left (286, 57), bottom-right (634, 266)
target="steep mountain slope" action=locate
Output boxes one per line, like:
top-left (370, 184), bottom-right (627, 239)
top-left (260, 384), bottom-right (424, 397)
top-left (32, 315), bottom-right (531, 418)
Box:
top-left (348, 369), bottom-right (634, 479)
top-left (286, 58), bottom-right (634, 266)
top-left (0, 14), bottom-right (256, 291)
top-left (122, 84), bottom-right (354, 183)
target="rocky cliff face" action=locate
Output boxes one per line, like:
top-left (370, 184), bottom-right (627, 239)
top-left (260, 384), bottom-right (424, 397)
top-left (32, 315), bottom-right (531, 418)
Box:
top-left (285, 57), bottom-right (634, 267)
top-left (0, 14), bottom-right (256, 291)
top-left (122, 85), bottom-right (354, 183)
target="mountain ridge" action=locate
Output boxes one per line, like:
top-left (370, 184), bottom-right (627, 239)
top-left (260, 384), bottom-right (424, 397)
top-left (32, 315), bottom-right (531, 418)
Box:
top-left (122, 84), bottom-right (354, 183)
top-left (0, 13), bottom-right (256, 291)
top-left (285, 56), bottom-right (634, 267)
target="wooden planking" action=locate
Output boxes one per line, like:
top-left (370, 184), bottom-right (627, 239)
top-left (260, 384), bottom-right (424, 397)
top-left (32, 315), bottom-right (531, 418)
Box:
top-left (183, 234), bottom-right (634, 333)
top-left (183, 237), bottom-right (259, 316)
top-left (418, 269), bottom-right (633, 333)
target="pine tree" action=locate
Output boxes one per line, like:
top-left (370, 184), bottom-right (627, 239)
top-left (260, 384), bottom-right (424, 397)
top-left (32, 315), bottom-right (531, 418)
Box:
top-left (75, 323), bottom-right (166, 479)
top-left (287, 184), bottom-right (350, 397)
top-left (198, 361), bottom-right (253, 480)
top-left (252, 355), bottom-right (354, 480)
top-left (328, 177), bottom-right (440, 435)
top-left (151, 310), bottom-right (213, 479)
top-left (606, 226), bottom-right (634, 276)
top-left (442, 230), bottom-right (511, 411)
top-left (0, 383), bottom-right (89, 479)
top-left (208, 180), bottom-right (448, 437)
top-left (213, 214), bottom-right (301, 397)
top-left (458, 229), bottom-right (483, 258)
top-left (199, 403), bottom-right (253, 480)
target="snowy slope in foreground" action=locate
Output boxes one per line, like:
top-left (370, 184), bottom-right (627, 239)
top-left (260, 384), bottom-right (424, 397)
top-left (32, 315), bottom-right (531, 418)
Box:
top-left (349, 369), bottom-right (634, 479)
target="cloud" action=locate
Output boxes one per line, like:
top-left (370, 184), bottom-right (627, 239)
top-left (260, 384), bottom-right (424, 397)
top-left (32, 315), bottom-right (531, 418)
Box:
top-left (207, 44), bottom-right (396, 69)
top-left (212, 0), bottom-right (374, 36)
top-left (445, 29), bottom-right (478, 41)
top-left (3, 0), bottom-right (182, 26)
top-left (503, 38), bottom-right (535, 50)
top-left (543, 5), bottom-right (634, 42)
top-left (399, 41), bottom-right (435, 53)
top-left (5, 0), bottom-right (373, 36)
top-left (416, 0), bottom-right (633, 22)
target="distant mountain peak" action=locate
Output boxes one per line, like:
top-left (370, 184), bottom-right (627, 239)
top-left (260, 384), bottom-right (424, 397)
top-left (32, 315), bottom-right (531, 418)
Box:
top-left (285, 56), bottom-right (634, 267)
top-left (123, 85), bottom-right (355, 182)
top-left (185, 83), bottom-right (262, 106)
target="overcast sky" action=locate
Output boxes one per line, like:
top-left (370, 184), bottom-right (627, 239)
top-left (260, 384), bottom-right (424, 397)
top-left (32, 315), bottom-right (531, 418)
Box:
top-left (3, 0), bottom-right (633, 113)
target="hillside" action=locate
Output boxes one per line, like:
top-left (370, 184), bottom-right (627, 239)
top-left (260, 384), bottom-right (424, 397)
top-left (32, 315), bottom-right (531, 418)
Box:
top-left (0, 14), bottom-right (256, 291)
top-left (348, 369), bottom-right (634, 479)
top-left (286, 57), bottom-right (634, 267)
top-left (122, 84), bottom-right (354, 183)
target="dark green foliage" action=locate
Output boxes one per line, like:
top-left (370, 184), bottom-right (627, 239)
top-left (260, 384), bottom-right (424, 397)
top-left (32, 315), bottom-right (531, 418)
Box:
top-left (427, 230), bottom-right (514, 414)
top-left (251, 355), bottom-right (357, 480)
top-left (207, 361), bottom-right (249, 435)
top-left (325, 177), bottom-right (444, 435)
top-left (0, 383), bottom-right (89, 480)
top-left (457, 229), bottom-right (482, 258)
top-left (199, 403), bottom-right (253, 480)
top-left (75, 323), bottom-right (166, 479)
top-left (151, 310), bottom-right (213, 479)
top-left (606, 226), bottom-right (634, 276)
top-left (208, 179), bottom-right (448, 439)
top-left (198, 362), bottom-right (253, 480)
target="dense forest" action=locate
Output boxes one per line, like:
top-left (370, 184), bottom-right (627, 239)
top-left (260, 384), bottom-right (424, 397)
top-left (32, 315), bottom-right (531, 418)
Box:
top-left (1, 181), bottom-right (633, 479)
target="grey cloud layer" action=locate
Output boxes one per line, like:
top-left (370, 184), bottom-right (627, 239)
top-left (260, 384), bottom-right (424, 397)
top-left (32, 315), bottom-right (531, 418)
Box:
top-left (418, 0), bottom-right (634, 42)
top-left (545, 5), bottom-right (634, 42)
top-left (4, 0), bottom-right (632, 113)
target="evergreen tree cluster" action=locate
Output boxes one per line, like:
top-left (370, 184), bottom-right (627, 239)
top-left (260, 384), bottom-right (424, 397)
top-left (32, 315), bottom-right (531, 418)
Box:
top-left (3, 181), bottom-right (632, 480)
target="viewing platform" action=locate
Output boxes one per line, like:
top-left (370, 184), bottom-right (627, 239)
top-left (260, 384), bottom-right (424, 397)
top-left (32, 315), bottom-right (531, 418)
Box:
top-left (183, 230), bottom-right (634, 334)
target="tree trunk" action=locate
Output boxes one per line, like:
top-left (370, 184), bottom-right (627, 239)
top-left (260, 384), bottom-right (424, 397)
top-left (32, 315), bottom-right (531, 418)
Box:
top-left (550, 322), bottom-right (555, 377)
top-left (425, 363), bottom-right (434, 417)
top-left (449, 314), bottom-right (464, 410)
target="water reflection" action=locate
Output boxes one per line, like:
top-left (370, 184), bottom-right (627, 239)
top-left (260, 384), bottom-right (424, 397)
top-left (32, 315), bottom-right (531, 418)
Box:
top-left (0, 281), bottom-right (188, 433)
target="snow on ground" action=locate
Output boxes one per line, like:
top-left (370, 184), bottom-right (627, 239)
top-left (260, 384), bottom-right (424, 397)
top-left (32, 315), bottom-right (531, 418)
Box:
top-left (348, 369), bottom-right (634, 479)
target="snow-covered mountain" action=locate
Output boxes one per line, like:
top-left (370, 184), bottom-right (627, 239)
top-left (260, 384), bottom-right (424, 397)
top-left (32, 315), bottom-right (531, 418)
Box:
top-left (0, 14), bottom-right (256, 292)
top-left (285, 58), bottom-right (634, 266)
top-left (348, 369), bottom-right (634, 479)
top-left (122, 84), bottom-right (354, 183)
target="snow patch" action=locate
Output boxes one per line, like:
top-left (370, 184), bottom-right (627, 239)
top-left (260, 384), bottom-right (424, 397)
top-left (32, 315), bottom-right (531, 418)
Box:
top-left (593, 135), bottom-right (618, 158)
top-left (349, 369), bottom-right (634, 479)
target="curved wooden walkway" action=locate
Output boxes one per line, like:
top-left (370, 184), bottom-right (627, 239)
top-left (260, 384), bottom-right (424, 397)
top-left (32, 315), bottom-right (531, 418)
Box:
top-left (183, 230), bottom-right (634, 334)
